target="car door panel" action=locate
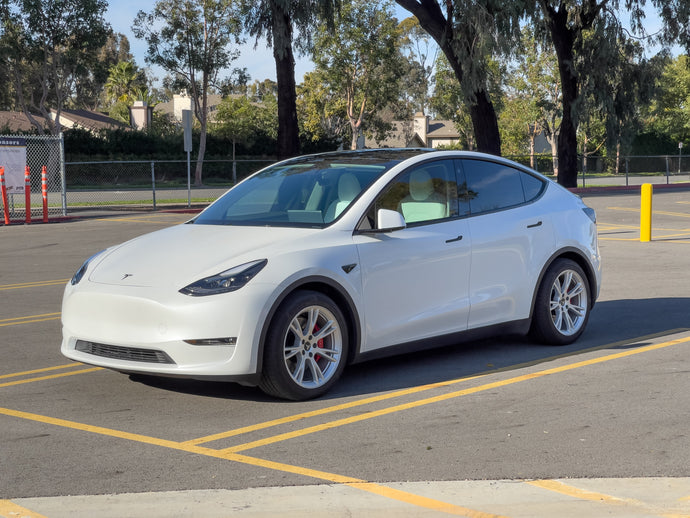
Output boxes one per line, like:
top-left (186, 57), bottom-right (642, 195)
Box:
top-left (354, 218), bottom-right (471, 352)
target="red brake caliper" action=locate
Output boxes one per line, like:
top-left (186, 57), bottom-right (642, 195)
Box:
top-left (313, 324), bottom-right (324, 361)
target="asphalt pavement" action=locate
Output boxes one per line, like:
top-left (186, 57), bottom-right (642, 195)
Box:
top-left (1, 187), bottom-right (689, 518)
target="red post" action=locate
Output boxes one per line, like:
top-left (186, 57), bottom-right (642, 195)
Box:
top-left (41, 165), bottom-right (48, 223)
top-left (1, 167), bottom-right (10, 225)
top-left (25, 166), bottom-right (31, 224)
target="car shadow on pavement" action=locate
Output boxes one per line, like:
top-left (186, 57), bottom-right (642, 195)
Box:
top-left (129, 297), bottom-right (690, 402)
top-left (331, 296), bottom-right (690, 399)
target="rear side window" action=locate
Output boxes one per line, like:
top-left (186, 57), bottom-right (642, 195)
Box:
top-left (461, 159), bottom-right (544, 214)
top-left (520, 171), bottom-right (545, 201)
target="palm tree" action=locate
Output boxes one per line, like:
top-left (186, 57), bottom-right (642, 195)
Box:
top-left (104, 61), bottom-right (138, 104)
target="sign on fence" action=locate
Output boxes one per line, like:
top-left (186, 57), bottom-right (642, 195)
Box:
top-left (0, 136), bottom-right (27, 193)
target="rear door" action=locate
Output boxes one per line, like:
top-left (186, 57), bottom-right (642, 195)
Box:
top-left (460, 159), bottom-right (555, 329)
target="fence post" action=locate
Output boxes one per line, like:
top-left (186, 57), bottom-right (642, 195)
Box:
top-left (59, 132), bottom-right (67, 216)
top-left (25, 166), bottom-right (31, 224)
top-left (151, 161), bottom-right (156, 210)
top-left (665, 156), bottom-right (669, 184)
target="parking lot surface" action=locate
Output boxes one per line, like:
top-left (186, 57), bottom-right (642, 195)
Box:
top-left (1, 188), bottom-right (689, 517)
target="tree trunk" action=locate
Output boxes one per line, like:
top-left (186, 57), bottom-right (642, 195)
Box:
top-left (195, 119), bottom-right (207, 186)
top-left (271, 1), bottom-right (300, 160)
top-left (469, 89), bottom-right (501, 155)
top-left (395, 0), bottom-right (501, 156)
top-left (541, 2), bottom-right (580, 187)
top-left (194, 82), bottom-right (208, 186)
top-left (529, 131), bottom-right (536, 169)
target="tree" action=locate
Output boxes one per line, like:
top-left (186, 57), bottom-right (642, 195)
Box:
top-left (398, 16), bottom-right (438, 115)
top-left (73, 32), bottom-right (133, 110)
top-left (133, 0), bottom-right (243, 185)
top-left (532, 1), bottom-right (683, 184)
top-left (312, 0), bottom-right (404, 150)
top-left (503, 27), bottom-right (561, 170)
top-left (240, 0), bottom-right (340, 159)
top-left (642, 54), bottom-right (689, 147)
top-left (429, 54), bottom-right (474, 149)
top-left (396, 0), bottom-right (523, 156)
top-left (0, 3), bottom-right (19, 110)
top-left (104, 62), bottom-right (141, 104)
top-left (5, 0), bottom-right (110, 134)
top-left (297, 70), bottom-right (348, 145)
top-left (214, 95), bottom-right (277, 182)
top-left (586, 36), bottom-right (662, 174)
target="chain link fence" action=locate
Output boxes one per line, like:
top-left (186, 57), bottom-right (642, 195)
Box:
top-left (64, 158), bottom-right (274, 211)
top-left (0, 133), bottom-right (65, 219)
top-left (4, 144), bottom-right (690, 221)
top-left (507, 153), bottom-right (690, 186)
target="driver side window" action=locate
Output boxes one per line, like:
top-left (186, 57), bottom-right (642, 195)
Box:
top-left (368, 160), bottom-right (458, 227)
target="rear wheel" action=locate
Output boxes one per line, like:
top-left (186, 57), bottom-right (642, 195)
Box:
top-left (259, 290), bottom-right (348, 400)
top-left (530, 259), bottom-right (590, 345)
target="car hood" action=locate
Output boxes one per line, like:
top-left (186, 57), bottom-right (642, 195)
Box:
top-left (88, 223), bottom-right (318, 289)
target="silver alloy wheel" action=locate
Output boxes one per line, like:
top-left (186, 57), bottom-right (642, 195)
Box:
top-left (282, 305), bottom-right (343, 389)
top-left (549, 268), bottom-right (588, 336)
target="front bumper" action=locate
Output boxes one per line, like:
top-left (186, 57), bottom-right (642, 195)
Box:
top-left (61, 280), bottom-right (277, 380)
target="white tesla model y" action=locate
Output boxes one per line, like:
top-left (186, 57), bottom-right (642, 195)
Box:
top-left (62, 149), bottom-right (601, 400)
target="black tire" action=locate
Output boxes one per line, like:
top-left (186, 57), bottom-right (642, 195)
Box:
top-left (530, 258), bottom-right (591, 345)
top-left (259, 290), bottom-right (349, 400)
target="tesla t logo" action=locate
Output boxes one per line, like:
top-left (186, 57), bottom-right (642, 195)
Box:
top-left (121, 274), bottom-right (133, 280)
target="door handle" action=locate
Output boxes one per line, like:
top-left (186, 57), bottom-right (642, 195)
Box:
top-left (527, 221), bottom-right (542, 228)
top-left (445, 235), bottom-right (463, 243)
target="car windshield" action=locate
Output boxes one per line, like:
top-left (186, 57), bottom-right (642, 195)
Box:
top-left (193, 149), bottom-right (431, 227)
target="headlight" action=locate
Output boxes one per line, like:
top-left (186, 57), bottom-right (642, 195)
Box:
top-left (70, 250), bottom-right (106, 286)
top-left (179, 259), bottom-right (268, 296)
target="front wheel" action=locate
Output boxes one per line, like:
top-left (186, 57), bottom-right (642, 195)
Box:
top-left (259, 290), bottom-right (348, 400)
top-left (530, 259), bottom-right (591, 345)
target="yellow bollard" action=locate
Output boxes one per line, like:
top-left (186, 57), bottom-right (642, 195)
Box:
top-left (640, 183), bottom-right (653, 242)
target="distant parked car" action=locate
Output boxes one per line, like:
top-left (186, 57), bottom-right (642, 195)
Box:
top-left (61, 149), bottom-right (601, 400)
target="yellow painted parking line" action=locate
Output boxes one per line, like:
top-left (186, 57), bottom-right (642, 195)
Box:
top-left (608, 207), bottom-right (690, 218)
top-left (184, 375), bottom-right (483, 446)
top-left (0, 363), bottom-right (82, 380)
top-left (598, 236), bottom-right (641, 241)
top-left (0, 312), bottom-right (61, 327)
top-left (0, 407), bottom-right (502, 517)
top-left (527, 480), bottom-right (690, 518)
top-left (3, 333), bottom-right (689, 517)
top-left (527, 479), bottom-right (633, 504)
top-left (222, 334), bottom-right (690, 454)
top-left (0, 279), bottom-right (70, 291)
top-left (0, 367), bottom-right (102, 389)
top-left (0, 499), bottom-right (48, 518)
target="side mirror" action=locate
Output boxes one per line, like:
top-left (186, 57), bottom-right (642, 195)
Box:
top-left (376, 209), bottom-right (406, 232)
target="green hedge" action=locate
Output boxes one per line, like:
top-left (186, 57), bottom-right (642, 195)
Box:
top-left (64, 127), bottom-right (339, 162)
